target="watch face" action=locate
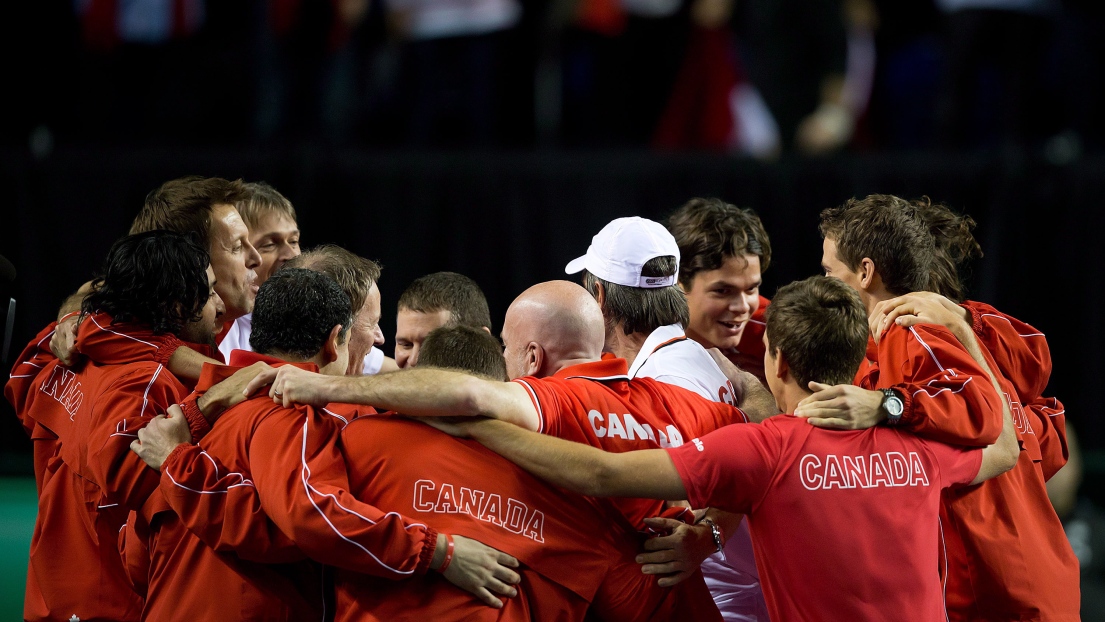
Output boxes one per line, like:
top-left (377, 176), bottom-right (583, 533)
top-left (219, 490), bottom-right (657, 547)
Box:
top-left (886, 396), bottom-right (904, 417)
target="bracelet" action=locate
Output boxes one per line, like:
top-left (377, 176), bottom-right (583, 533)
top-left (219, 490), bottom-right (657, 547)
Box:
top-left (699, 517), bottom-right (725, 553)
top-left (437, 534), bottom-right (456, 573)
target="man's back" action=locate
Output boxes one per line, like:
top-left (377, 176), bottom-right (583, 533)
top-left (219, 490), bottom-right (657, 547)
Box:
top-left (6, 316), bottom-right (191, 622)
top-left (517, 356), bottom-right (745, 528)
top-left (338, 416), bottom-right (721, 622)
top-left (668, 415), bottom-right (982, 622)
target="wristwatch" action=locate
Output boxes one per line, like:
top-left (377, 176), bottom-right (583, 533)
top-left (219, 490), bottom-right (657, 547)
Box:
top-left (881, 388), bottom-right (904, 425)
top-left (699, 517), bottom-right (725, 553)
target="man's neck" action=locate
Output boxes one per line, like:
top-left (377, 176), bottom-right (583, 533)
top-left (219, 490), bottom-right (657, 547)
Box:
top-left (779, 385), bottom-right (812, 414)
top-left (606, 325), bottom-right (648, 363)
top-left (545, 356), bottom-right (601, 377)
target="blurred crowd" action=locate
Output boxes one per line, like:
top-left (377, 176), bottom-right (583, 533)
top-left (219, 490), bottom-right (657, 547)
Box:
top-left (7, 0), bottom-right (1105, 155)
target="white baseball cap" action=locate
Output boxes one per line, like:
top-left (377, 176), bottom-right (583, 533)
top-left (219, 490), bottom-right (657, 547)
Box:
top-left (565, 217), bottom-right (680, 288)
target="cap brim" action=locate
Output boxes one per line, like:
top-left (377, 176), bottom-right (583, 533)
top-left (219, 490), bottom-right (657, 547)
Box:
top-left (564, 255), bottom-right (589, 275)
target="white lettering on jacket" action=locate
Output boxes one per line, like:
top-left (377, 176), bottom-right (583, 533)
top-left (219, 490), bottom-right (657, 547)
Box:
top-left (799, 452), bottom-right (931, 490)
top-left (587, 410), bottom-right (684, 447)
top-left (413, 479), bottom-right (545, 543)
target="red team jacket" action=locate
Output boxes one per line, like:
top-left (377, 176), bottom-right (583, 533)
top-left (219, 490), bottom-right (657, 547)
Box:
top-left (336, 415), bottom-right (721, 622)
top-left (860, 320), bottom-right (1079, 621)
top-left (670, 415), bottom-right (984, 621)
top-left (4, 313), bottom-right (213, 622)
top-left (146, 351), bottom-right (439, 620)
top-left (516, 356), bottom-right (749, 531)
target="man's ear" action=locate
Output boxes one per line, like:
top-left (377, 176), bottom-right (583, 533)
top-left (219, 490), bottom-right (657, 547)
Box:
top-left (773, 348), bottom-right (790, 382)
top-left (593, 281), bottom-right (606, 308)
top-left (858, 257), bottom-right (876, 291)
top-left (524, 342), bottom-right (544, 377)
top-left (481, 326), bottom-right (492, 335)
top-left (321, 324), bottom-right (343, 365)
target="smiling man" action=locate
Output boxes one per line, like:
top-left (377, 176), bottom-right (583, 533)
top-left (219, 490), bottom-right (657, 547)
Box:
top-left (667, 198), bottom-right (772, 383)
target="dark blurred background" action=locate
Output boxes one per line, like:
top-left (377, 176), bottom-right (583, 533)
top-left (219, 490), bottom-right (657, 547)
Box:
top-left (1, 0), bottom-right (1104, 614)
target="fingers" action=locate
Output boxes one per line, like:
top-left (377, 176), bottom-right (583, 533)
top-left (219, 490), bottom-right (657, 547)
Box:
top-left (642, 516), bottom-right (685, 530)
top-left (641, 561), bottom-right (683, 575)
top-left (793, 406), bottom-right (845, 419)
top-left (243, 367), bottom-right (279, 397)
top-left (496, 551), bottom-right (520, 569)
top-left (806, 417), bottom-right (853, 429)
top-left (165, 404), bottom-right (184, 419)
top-left (895, 315), bottom-right (922, 327)
top-left (473, 587), bottom-right (505, 609)
top-left (641, 535), bottom-right (680, 552)
top-left (656, 570), bottom-right (694, 588)
top-left (492, 564), bottom-right (521, 586)
top-left (807, 381), bottom-right (833, 392)
top-left (638, 549), bottom-right (679, 565)
top-left (130, 439), bottom-right (142, 454)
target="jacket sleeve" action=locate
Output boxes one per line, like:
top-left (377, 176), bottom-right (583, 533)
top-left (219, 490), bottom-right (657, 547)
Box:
top-left (1028, 396), bottom-right (1069, 481)
top-left (158, 443), bottom-right (304, 563)
top-left (4, 322), bottom-right (60, 434)
top-left (961, 301), bottom-right (1069, 479)
top-left (87, 367), bottom-right (186, 509)
top-left (247, 408), bottom-right (440, 578)
top-left (962, 301), bottom-right (1052, 401)
top-left (872, 324), bottom-right (1003, 447)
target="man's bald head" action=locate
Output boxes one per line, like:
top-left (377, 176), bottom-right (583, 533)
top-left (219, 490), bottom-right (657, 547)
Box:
top-left (501, 281), bottom-right (605, 379)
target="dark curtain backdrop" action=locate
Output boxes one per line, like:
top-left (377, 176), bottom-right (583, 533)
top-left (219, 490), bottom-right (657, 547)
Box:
top-left (2, 147), bottom-right (1101, 472)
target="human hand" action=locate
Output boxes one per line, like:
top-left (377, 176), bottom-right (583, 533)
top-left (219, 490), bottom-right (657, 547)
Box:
top-left (870, 292), bottom-right (970, 343)
top-left (50, 315), bottom-right (80, 365)
top-left (198, 362), bottom-right (272, 421)
top-left (130, 405), bottom-right (193, 470)
top-left (794, 382), bottom-right (884, 429)
top-left (243, 365), bottom-right (333, 407)
top-left (639, 516), bottom-right (716, 587)
top-left (796, 102), bottom-right (854, 155)
top-left (442, 534), bottom-right (521, 608)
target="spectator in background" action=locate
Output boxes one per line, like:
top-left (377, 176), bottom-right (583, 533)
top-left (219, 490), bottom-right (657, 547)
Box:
top-left (385, 0), bottom-right (522, 146)
top-left (735, 0), bottom-right (856, 154)
top-left (933, 0), bottom-right (1058, 150)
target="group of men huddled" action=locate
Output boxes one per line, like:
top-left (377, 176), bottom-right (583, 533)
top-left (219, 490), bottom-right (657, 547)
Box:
top-left (4, 175), bottom-right (1079, 621)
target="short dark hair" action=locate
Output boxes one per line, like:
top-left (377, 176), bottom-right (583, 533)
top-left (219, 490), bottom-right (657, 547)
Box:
top-left (911, 197), bottom-right (983, 302)
top-left (130, 176), bottom-right (251, 244)
top-left (418, 325), bottom-right (508, 381)
top-left (250, 268), bottom-right (353, 359)
top-left (398, 272), bottom-right (492, 330)
top-left (237, 181), bottom-right (297, 230)
top-left (667, 198), bottom-right (772, 288)
top-left (582, 256), bottom-right (689, 336)
top-left (82, 230), bottom-right (212, 336)
top-left (286, 245), bottom-right (382, 313)
top-left (818, 194), bottom-right (934, 295)
top-left (764, 276), bottom-right (868, 389)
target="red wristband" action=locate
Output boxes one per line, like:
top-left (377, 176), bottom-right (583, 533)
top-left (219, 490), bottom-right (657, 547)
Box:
top-left (438, 534), bottom-right (456, 573)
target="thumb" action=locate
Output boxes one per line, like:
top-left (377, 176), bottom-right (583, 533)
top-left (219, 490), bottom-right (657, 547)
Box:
top-left (807, 381), bottom-right (831, 392)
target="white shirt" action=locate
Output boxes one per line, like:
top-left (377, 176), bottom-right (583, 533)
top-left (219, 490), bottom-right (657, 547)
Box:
top-left (629, 324), bottom-right (768, 621)
top-left (217, 314), bottom-right (253, 363)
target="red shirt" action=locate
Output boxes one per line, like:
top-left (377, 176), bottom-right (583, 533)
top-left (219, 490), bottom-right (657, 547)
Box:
top-left (516, 357), bottom-right (747, 529)
top-left (861, 322), bottom-right (1080, 621)
top-left (4, 314), bottom-right (212, 622)
top-left (669, 415), bottom-right (982, 622)
top-left (335, 416), bottom-right (721, 622)
top-left (142, 351), bottom-right (438, 620)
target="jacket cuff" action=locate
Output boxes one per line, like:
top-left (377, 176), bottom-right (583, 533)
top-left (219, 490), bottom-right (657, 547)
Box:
top-left (153, 334), bottom-right (186, 367)
top-left (417, 527), bottom-right (440, 575)
top-left (162, 442), bottom-right (193, 475)
top-left (962, 304), bottom-right (986, 340)
top-left (179, 394), bottom-right (212, 442)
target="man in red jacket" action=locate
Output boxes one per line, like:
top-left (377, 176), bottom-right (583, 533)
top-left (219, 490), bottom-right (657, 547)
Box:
top-left (403, 276), bottom-right (1022, 622)
top-left (801, 194), bottom-right (1080, 621)
top-left (128, 268), bottom-right (520, 620)
top-left (4, 230), bottom-right (227, 622)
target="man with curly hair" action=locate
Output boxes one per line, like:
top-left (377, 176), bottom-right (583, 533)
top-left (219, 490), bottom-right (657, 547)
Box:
top-left (4, 230), bottom-right (243, 622)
